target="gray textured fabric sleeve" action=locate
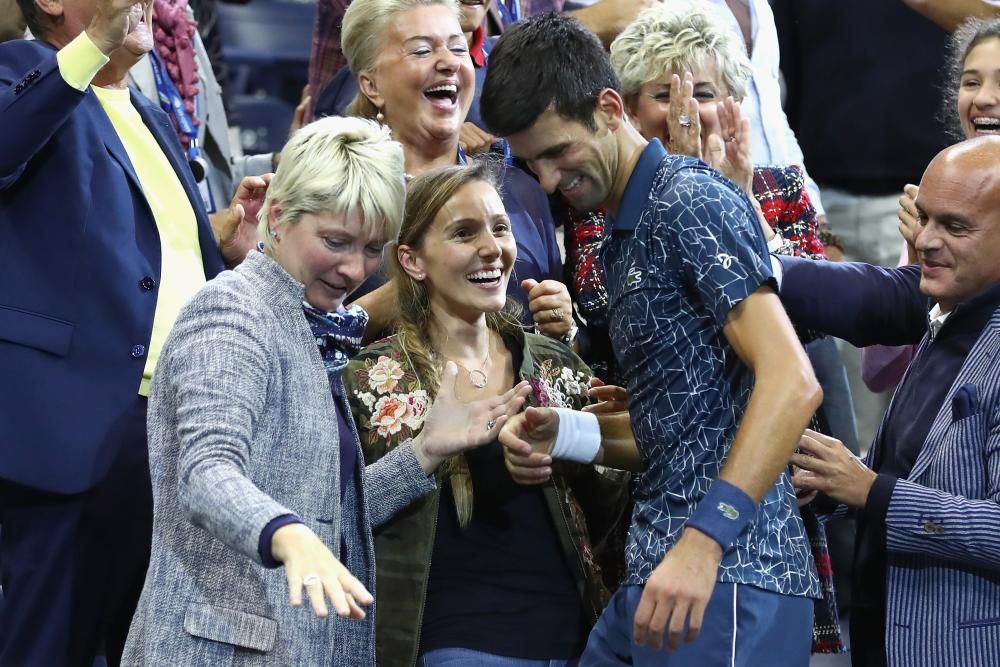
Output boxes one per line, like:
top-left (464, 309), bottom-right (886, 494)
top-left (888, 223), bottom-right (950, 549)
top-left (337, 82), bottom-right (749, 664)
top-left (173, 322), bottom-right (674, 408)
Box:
top-left (169, 284), bottom-right (295, 565)
top-left (364, 440), bottom-right (436, 529)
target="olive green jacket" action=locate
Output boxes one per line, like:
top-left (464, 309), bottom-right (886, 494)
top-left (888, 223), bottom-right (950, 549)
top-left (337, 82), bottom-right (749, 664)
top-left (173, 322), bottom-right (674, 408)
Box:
top-left (344, 331), bottom-right (631, 666)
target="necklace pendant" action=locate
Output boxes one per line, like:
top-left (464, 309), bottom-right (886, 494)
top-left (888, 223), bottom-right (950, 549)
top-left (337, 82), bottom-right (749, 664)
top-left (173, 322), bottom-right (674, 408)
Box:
top-left (468, 369), bottom-right (488, 388)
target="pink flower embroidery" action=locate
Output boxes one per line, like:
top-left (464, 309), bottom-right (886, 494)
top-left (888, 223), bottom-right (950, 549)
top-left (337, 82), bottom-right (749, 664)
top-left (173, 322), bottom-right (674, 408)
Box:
top-left (530, 379), bottom-right (551, 407)
top-left (403, 390), bottom-right (429, 428)
top-left (367, 356), bottom-right (405, 394)
top-left (371, 395), bottom-right (410, 438)
top-left (370, 391), bottom-right (429, 438)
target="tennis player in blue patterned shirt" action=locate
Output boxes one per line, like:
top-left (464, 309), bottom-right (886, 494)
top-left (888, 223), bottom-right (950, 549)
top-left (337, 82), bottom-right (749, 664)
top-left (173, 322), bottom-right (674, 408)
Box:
top-left (484, 13), bottom-right (824, 666)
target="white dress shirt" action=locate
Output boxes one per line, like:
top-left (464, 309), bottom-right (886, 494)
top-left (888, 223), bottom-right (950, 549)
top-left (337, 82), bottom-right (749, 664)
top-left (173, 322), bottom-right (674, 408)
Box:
top-left (704, 0), bottom-right (825, 215)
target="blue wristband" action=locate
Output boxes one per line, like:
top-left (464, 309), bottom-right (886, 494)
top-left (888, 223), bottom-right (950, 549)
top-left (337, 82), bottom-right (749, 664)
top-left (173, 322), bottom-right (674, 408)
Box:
top-left (686, 480), bottom-right (756, 553)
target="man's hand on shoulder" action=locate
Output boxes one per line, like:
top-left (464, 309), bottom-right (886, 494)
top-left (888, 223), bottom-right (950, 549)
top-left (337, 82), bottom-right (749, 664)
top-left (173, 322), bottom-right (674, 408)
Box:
top-left (633, 527), bottom-right (723, 651)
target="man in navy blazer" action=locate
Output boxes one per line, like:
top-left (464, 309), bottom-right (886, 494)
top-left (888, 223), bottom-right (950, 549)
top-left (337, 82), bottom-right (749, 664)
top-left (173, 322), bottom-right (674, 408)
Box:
top-left (0, 0), bottom-right (258, 664)
top-left (778, 137), bottom-right (1000, 667)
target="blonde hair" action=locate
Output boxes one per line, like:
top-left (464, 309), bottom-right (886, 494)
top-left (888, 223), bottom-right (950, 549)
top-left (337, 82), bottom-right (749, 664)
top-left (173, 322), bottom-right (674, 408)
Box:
top-left (257, 116), bottom-right (405, 250)
top-left (391, 162), bottom-right (522, 526)
top-left (342, 0), bottom-right (462, 119)
top-left (610, 2), bottom-right (751, 102)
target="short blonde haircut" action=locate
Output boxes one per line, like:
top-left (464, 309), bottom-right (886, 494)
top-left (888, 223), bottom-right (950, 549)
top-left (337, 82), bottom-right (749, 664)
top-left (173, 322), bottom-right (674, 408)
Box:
top-left (610, 2), bottom-right (751, 102)
top-left (257, 116), bottom-right (405, 251)
top-left (342, 0), bottom-right (461, 119)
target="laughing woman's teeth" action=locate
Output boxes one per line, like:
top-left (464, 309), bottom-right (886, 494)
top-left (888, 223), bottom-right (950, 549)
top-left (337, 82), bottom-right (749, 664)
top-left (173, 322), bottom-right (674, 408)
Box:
top-left (426, 84), bottom-right (458, 94)
top-left (973, 118), bottom-right (1000, 134)
top-left (467, 269), bottom-right (501, 282)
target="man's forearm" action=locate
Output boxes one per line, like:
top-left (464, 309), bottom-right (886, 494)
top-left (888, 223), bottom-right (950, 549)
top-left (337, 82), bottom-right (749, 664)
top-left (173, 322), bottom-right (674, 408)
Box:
top-left (902, 0), bottom-right (1000, 31)
top-left (719, 358), bottom-right (821, 502)
top-left (714, 289), bottom-right (823, 503)
top-left (353, 281), bottom-right (396, 344)
top-left (593, 411), bottom-right (644, 472)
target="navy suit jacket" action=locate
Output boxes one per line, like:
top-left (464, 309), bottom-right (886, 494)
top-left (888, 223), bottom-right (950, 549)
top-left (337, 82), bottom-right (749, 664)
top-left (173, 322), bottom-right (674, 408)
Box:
top-left (780, 257), bottom-right (1000, 666)
top-left (0, 39), bottom-right (224, 494)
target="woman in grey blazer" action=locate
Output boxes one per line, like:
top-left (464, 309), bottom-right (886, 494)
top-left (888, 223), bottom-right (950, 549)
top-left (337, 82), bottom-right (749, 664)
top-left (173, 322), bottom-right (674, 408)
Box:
top-left (123, 116), bottom-right (531, 666)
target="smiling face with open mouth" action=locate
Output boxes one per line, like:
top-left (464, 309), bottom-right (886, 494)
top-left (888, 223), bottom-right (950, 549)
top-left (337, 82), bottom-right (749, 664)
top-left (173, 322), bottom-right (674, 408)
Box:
top-left (958, 37), bottom-right (1000, 139)
top-left (457, 0), bottom-right (492, 34)
top-left (403, 179), bottom-right (515, 322)
top-left (369, 5), bottom-right (475, 148)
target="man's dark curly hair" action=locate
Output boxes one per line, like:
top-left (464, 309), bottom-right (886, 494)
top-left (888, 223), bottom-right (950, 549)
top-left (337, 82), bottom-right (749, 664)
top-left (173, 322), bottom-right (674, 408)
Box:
top-left (481, 13), bottom-right (621, 137)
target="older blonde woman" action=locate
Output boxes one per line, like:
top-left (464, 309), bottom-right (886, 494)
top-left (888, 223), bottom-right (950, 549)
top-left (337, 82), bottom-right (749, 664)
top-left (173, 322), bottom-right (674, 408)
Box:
top-left (339, 0), bottom-right (576, 347)
top-left (122, 117), bottom-right (530, 666)
top-left (609, 2), bottom-right (824, 258)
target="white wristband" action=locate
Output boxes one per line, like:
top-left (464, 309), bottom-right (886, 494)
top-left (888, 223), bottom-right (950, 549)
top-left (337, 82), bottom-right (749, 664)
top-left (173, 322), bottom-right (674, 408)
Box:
top-left (549, 408), bottom-right (601, 464)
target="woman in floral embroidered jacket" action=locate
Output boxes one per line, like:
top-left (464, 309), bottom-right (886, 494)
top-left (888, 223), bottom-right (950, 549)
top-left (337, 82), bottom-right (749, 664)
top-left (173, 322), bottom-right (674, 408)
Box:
top-left (344, 163), bottom-right (630, 667)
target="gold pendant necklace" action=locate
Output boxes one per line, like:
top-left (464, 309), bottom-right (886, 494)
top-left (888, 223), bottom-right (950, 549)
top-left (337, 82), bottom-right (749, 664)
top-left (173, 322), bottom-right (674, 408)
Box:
top-left (443, 341), bottom-right (492, 389)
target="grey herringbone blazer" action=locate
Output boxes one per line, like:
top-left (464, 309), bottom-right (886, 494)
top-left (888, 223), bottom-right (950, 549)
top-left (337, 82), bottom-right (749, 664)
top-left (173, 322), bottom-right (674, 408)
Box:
top-left (123, 251), bottom-right (434, 666)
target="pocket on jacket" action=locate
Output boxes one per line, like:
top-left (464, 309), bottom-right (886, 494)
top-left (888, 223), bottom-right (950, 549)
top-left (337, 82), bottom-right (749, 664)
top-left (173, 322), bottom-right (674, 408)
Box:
top-left (0, 305), bottom-right (74, 356)
top-left (958, 616), bottom-right (1000, 630)
top-left (183, 602), bottom-right (278, 652)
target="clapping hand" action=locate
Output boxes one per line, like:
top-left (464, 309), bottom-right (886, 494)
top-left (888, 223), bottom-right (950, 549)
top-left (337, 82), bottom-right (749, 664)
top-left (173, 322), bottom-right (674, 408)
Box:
top-left (271, 523), bottom-right (373, 619)
top-left (898, 184), bottom-right (920, 264)
top-left (704, 97), bottom-right (753, 195)
top-left (412, 362), bottom-right (532, 474)
top-left (666, 73), bottom-right (702, 159)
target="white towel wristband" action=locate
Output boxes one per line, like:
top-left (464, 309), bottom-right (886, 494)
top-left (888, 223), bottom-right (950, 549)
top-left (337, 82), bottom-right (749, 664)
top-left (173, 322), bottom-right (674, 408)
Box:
top-left (549, 408), bottom-right (602, 464)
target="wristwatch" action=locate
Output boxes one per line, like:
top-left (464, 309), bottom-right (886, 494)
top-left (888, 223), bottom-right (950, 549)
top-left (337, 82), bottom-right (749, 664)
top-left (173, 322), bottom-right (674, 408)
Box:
top-left (560, 323), bottom-right (579, 347)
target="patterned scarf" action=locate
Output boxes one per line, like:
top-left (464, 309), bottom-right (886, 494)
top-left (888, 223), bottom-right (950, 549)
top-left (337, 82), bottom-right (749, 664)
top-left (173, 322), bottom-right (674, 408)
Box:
top-left (302, 303), bottom-right (369, 388)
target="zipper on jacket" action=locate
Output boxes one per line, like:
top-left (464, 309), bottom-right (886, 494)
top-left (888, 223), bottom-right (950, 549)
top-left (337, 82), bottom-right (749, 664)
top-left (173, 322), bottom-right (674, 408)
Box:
top-left (409, 488), bottom-right (441, 667)
top-left (335, 377), bottom-right (378, 667)
top-left (551, 477), bottom-right (603, 624)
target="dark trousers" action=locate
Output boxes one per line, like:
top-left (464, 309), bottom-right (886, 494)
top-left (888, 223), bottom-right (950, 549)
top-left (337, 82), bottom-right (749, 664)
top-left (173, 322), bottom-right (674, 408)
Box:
top-left (0, 397), bottom-right (152, 667)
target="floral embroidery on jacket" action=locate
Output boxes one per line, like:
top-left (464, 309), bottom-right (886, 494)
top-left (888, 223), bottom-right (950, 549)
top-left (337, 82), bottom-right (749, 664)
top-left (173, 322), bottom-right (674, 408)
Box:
top-left (529, 359), bottom-right (590, 408)
top-left (351, 352), bottom-right (428, 445)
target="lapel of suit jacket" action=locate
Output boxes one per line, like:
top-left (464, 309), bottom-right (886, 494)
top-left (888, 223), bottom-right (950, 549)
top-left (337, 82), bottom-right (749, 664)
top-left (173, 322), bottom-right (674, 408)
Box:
top-left (87, 91), bottom-right (146, 199)
top-left (130, 90), bottom-right (208, 227)
top-left (130, 88), bottom-right (225, 277)
top-left (907, 308), bottom-right (1000, 482)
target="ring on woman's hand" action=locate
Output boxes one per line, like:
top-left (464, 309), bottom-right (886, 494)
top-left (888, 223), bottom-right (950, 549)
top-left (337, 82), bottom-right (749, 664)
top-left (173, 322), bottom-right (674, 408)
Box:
top-left (728, 135), bottom-right (737, 142)
top-left (303, 573), bottom-right (322, 586)
top-left (486, 418), bottom-right (497, 431)
top-left (550, 308), bottom-right (565, 321)
top-left (678, 113), bottom-right (692, 128)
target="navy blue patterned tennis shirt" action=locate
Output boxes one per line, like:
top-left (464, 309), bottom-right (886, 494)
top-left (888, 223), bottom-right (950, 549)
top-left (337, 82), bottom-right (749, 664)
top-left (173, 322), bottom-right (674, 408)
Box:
top-left (601, 139), bottom-right (820, 598)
